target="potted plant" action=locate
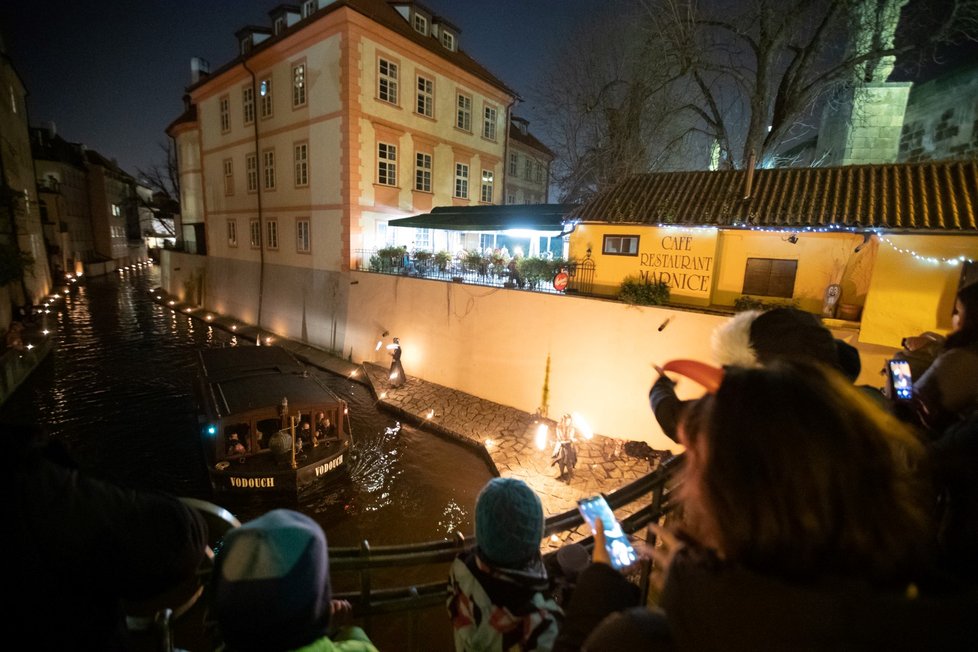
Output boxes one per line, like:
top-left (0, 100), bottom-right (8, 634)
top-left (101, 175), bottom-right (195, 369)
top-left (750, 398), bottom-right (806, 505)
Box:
top-left (618, 276), bottom-right (670, 306)
top-left (413, 250), bottom-right (433, 276)
top-left (434, 250), bottom-right (452, 272)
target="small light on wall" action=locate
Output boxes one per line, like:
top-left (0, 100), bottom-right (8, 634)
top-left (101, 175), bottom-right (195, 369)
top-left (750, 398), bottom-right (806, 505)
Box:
top-left (426, 409), bottom-right (434, 419)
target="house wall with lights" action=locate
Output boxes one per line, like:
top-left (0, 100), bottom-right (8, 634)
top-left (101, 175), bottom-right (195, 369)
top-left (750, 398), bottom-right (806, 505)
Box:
top-left (169, 0), bottom-right (516, 343)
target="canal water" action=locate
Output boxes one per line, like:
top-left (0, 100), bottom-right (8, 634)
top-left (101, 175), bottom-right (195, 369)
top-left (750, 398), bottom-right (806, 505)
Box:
top-left (1, 265), bottom-right (495, 547)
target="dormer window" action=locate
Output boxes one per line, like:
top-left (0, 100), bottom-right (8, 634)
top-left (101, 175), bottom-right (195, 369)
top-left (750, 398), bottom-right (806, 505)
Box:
top-left (240, 36), bottom-right (252, 54)
top-left (302, 0), bottom-right (317, 18)
top-left (413, 12), bottom-right (428, 35)
top-left (440, 29), bottom-right (456, 51)
top-left (274, 17), bottom-right (285, 34)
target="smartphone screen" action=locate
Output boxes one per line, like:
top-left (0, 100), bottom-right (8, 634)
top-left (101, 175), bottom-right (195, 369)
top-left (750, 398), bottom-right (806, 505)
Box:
top-left (577, 494), bottom-right (637, 570)
top-left (888, 359), bottom-right (913, 401)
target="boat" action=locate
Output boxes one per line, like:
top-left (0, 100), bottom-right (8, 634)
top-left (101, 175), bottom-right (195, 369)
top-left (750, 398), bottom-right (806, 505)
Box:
top-left (194, 344), bottom-right (351, 494)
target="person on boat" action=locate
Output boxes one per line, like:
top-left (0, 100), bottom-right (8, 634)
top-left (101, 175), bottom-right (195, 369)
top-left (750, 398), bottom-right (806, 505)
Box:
top-left (212, 509), bottom-right (379, 652)
top-left (388, 337), bottom-right (405, 388)
top-left (8, 423), bottom-right (209, 651)
top-left (226, 432), bottom-right (248, 459)
top-left (315, 411), bottom-right (337, 442)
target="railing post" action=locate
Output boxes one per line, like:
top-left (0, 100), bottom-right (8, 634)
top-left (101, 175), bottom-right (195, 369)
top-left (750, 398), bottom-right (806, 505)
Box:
top-left (359, 539), bottom-right (372, 634)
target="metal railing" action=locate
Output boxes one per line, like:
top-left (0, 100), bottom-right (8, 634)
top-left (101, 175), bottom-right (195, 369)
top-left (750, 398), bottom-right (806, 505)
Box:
top-left (353, 248), bottom-right (596, 296)
top-left (328, 454), bottom-right (683, 650)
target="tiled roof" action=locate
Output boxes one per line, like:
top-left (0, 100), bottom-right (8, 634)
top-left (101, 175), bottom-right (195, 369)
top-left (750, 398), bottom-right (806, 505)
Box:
top-left (190, 0), bottom-right (517, 99)
top-left (569, 161), bottom-right (978, 232)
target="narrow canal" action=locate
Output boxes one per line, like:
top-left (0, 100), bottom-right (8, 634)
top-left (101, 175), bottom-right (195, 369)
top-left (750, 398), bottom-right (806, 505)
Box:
top-left (1, 265), bottom-right (495, 547)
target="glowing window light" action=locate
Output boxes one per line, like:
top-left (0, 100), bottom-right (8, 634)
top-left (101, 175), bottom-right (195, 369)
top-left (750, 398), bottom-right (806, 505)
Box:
top-left (230, 324), bottom-right (238, 331)
top-left (42, 330), bottom-right (49, 335)
top-left (168, 300), bottom-right (176, 306)
top-left (205, 314), bottom-right (214, 321)
top-left (264, 336), bottom-right (274, 344)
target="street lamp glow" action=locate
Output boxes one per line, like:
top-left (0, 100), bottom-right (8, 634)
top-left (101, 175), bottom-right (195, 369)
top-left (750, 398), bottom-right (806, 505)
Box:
top-left (535, 423), bottom-right (549, 450)
top-left (572, 412), bottom-right (594, 439)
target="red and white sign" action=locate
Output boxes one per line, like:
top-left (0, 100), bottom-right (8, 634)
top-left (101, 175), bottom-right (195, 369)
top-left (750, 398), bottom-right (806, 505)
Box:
top-left (553, 272), bottom-right (569, 292)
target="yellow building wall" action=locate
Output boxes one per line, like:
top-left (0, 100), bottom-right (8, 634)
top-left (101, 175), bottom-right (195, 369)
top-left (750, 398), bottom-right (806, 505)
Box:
top-left (713, 230), bottom-right (874, 314)
top-left (569, 223), bottom-right (877, 313)
top-left (860, 234), bottom-right (975, 347)
top-left (568, 224), bottom-right (719, 305)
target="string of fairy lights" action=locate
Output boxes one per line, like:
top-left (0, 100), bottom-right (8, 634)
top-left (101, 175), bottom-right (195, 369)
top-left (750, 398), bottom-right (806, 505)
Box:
top-left (643, 222), bottom-right (977, 267)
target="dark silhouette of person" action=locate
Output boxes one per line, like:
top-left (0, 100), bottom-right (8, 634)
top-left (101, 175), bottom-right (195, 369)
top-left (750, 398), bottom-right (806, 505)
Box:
top-left (6, 423), bottom-right (208, 651)
top-left (388, 337), bottom-right (405, 388)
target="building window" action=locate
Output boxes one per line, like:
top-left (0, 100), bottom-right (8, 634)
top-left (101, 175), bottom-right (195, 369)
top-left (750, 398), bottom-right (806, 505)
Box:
top-left (246, 153), bottom-right (258, 192)
top-left (294, 143), bottom-right (308, 187)
top-left (243, 86), bottom-right (255, 124)
top-left (262, 149), bottom-right (276, 190)
top-left (483, 105), bottom-right (497, 140)
top-left (742, 258), bottom-right (798, 298)
top-left (378, 142), bottom-right (397, 186)
top-left (266, 219), bottom-right (279, 249)
top-left (227, 219), bottom-right (237, 247)
top-left (302, 0), bottom-right (316, 18)
top-left (603, 234), bottom-right (639, 256)
top-left (416, 75), bottom-right (433, 118)
top-left (454, 163), bottom-right (469, 199)
top-left (292, 63), bottom-right (306, 107)
top-left (219, 96), bottom-right (231, 133)
top-left (536, 163), bottom-right (544, 183)
top-left (414, 227), bottom-right (432, 251)
top-left (524, 158), bottom-right (533, 181)
top-left (111, 204), bottom-right (122, 217)
top-left (415, 152), bottom-right (432, 192)
top-left (441, 30), bottom-right (455, 51)
top-left (274, 16), bottom-right (285, 34)
top-left (260, 77), bottom-right (273, 118)
top-left (296, 218), bottom-right (310, 252)
top-left (507, 193), bottom-right (516, 204)
top-left (223, 158), bottom-right (234, 195)
top-left (481, 170), bottom-right (494, 203)
top-left (250, 218), bottom-right (261, 248)
top-left (413, 13), bottom-right (428, 35)
top-left (378, 58), bottom-right (398, 104)
top-left (509, 153), bottom-right (518, 175)
top-left (456, 93), bottom-right (471, 131)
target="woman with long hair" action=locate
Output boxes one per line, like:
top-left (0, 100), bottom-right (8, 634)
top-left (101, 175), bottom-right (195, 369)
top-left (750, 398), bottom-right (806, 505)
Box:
top-left (555, 360), bottom-right (977, 650)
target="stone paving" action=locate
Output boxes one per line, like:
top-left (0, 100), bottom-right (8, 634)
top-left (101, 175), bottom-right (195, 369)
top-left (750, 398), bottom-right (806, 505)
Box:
top-left (153, 290), bottom-right (667, 547)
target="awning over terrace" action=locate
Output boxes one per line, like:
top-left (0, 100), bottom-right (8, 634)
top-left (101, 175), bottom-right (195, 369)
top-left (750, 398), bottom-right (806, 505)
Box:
top-left (387, 203), bottom-right (579, 232)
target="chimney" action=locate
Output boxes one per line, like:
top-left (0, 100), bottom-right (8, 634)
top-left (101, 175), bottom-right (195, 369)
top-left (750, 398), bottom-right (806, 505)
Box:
top-left (742, 150), bottom-right (756, 200)
top-left (190, 57), bottom-right (211, 84)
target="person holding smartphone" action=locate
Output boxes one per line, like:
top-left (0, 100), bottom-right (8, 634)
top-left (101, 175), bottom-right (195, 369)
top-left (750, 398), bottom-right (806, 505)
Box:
top-left (556, 360), bottom-right (978, 651)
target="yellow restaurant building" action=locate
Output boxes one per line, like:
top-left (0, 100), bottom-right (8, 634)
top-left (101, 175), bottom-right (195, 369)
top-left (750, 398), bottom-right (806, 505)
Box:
top-left (566, 161), bottom-right (978, 349)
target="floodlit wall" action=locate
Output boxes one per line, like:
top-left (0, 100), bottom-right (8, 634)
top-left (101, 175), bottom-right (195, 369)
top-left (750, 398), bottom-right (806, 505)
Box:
top-left (163, 251), bottom-right (902, 450)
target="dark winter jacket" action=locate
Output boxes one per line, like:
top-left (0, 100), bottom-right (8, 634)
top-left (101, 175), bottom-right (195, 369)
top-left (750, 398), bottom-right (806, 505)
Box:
top-left (557, 548), bottom-right (978, 651)
top-left (4, 428), bottom-right (208, 650)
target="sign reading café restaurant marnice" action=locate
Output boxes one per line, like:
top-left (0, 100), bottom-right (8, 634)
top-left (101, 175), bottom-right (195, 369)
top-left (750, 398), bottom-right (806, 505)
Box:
top-left (636, 228), bottom-right (718, 300)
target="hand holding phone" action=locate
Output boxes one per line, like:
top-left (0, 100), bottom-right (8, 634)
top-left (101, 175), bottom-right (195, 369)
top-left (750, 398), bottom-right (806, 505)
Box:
top-left (886, 359), bottom-right (913, 401)
top-left (577, 494), bottom-right (638, 570)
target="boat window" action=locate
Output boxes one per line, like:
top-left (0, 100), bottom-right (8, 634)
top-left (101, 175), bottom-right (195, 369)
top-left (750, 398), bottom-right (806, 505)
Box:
top-left (298, 411), bottom-right (313, 443)
top-left (256, 417), bottom-right (281, 450)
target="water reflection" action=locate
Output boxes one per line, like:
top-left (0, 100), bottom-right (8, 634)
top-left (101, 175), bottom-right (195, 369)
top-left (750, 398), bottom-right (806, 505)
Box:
top-left (1, 266), bottom-right (493, 547)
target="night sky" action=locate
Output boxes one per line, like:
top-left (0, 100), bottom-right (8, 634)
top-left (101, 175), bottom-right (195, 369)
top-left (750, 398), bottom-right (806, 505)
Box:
top-left (0, 0), bottom-right (601, 178)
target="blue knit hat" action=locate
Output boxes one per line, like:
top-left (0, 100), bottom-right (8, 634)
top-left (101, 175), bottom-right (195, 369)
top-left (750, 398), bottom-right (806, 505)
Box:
top-left (213, 509), bottom-right (331, 651)
top-left (475, 477), bottom-right (544, 569)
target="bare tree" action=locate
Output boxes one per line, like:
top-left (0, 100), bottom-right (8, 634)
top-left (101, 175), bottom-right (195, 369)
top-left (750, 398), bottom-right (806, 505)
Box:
top-left (136, 139), bottom-right (180, 204)
top-left (134, 139), bottom-right (180, 237)
top-left (538, 0), bottom-right (978, 201)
